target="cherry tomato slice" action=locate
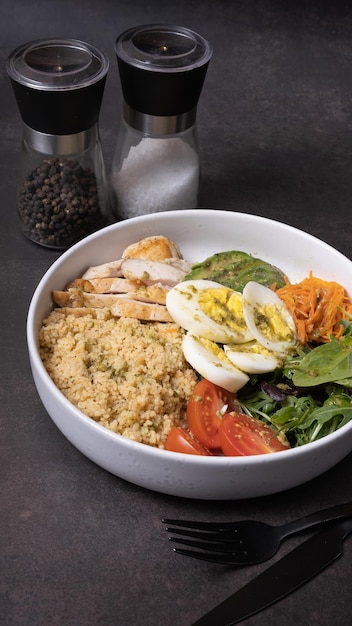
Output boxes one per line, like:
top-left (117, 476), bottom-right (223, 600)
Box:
top-left (186, 379), bottom-right (239, 449)
top-left (219, 412), bottom-right (290, 456)
top-left (164, 426), bottom-right (212, 455)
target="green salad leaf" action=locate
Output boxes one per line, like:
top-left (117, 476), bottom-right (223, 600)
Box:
top-left (237, 321), bottom-right (352, 447)
top-left (287, 333), bottom-right (352, 388)
top-left (239, 384), bottom-right (352, 446)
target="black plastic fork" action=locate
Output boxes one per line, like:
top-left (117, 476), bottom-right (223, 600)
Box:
top-left (162, 501), bottom-right (352, 565)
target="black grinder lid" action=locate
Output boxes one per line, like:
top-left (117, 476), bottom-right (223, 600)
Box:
top-left (6, 38), bottom-right (109, 135)
top-left (115, 24), bottom-right (212, 117)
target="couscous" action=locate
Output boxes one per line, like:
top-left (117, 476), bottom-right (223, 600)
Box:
top-left (39, 307), bottom-right (198, 447)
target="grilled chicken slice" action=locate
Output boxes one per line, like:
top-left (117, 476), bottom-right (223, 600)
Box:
top-left (121, 258), bottom-right (190, 286)
top-left (51, 236), bottom-right (191, 322)
top-left (59, 279), bottom-right (169, 304)
top-left (81, 236), bottom-right (183, 280)
top-left (122, 235), bottom-right (182, 261)
top-left (53, 284), bottom-right (169, 308)
top-left (66, 277), bottom-right (146, 294)
top-left (110, 299), bottom-right (173, 322)
top-left (52, 303), bottom-right (172, 322)
top-left (81, 259), bottom-right (124, 280)
top-left (52, 289), bottom-right (172, 322)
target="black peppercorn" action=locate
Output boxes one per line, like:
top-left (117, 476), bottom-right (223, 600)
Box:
top-left (18, 157), bottom-right (106, 249)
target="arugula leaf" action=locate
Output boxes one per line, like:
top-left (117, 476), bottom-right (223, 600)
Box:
top-left (238, 383), bottom-right (352, 447)
top-left (281, 387), bottom-right (352, 444)
top-left (237, 322), bottom-right (352, 447)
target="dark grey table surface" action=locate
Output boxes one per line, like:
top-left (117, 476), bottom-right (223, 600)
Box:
top-left (1, 2), bottom-right (352, 625)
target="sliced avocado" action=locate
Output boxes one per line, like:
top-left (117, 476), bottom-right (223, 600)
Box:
top-left (211, 259), bottom-right (286, 292)
top-left (183, 250), bottom-right (251, 281)
top-left (183, 250), bottom-right (286, 292)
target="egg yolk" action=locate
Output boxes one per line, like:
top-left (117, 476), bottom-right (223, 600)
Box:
top-left (228, 340), bottom-right (275, 356)
top-left (198, 288), bottom-right (247, 333)
top-left (254, 304), bottom-right (294, 342)
top-left (197, 336), bottom-right (234, 365)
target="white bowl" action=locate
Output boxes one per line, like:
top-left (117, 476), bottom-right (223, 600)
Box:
top-left (27, 210), bottom-right (352, 499)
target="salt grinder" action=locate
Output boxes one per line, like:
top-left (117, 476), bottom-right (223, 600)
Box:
top-left (7, 38), bottom-right (109, 249)
top-left (111, 25), bottom-right (212, 219)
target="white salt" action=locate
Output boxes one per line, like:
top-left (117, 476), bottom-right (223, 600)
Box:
top-left (111, 136), bottom-right (199, 219)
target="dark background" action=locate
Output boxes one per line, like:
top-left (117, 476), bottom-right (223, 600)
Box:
top-left (1, 2), bottom-right (352, 625)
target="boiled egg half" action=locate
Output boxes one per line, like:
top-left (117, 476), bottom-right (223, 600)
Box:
top-left (166, 279), bottom-right (253, 344)
top-left (224, 341), bottom-right (283, 374)
top-left (166, 278), bottom-right (297, 393)
top-left (182, 334), bottom-right (250, 393)
top-left (242, 281), bottom-right (296, 354)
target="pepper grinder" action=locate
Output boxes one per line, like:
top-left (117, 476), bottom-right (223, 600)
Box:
top-left (7, 38), bottom-right (109, 249)
top-left (111, 24), bottom-right (212, 220)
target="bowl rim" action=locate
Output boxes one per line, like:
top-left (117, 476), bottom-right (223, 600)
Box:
top-left (27, 209), bottom-right (352, 465)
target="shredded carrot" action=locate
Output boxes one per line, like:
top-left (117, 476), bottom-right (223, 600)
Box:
top-left (275, 272), bottom-right (352, 345)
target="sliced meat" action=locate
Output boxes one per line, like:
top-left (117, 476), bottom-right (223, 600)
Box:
top-left (53, 285), bottom-right (169, 308)
top-left (51, 236), bottom-right (192, 322)
top-left (66, 277), bottom-right (144, 294)
top-left (53, 290), bottom-right (172, 322)
top-left (124, 284), bottom-right (169, 305)
top-left (121, 258), bottom-right (189, 286)
top-left (81, 259), bottom-right (124, 279)
top-left (163, 258), bottom-right (193, 272)
top-left (52, 288), bottom-right (85, 308)
top-left (110, 299), bottom-right (173, 322)
top-left (62, 279), bottom-right (169, 304)
top-left (122, 235), bottom-right (182, 261)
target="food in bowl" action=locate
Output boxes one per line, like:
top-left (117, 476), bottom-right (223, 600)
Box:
top-left (39, 312), bottom-right (197, 447)
top-left (27, 210), bottom-right (352, 499)
top-left (38, 231), bottom-right (352, 456)
top-left (39, 235), bottom-right (198, 447)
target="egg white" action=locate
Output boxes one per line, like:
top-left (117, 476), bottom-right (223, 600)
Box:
top-left (224, 341), bottom-right (282, 374)
top-left (242, 281), bottom-right (296, 354)
top-left (182, 334), bottom-right (249, 393)
top-left (166, 279), bottom-right (253, 344)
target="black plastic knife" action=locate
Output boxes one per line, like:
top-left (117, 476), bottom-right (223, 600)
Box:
top-left (191, 517), bottom-right (352, 626)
